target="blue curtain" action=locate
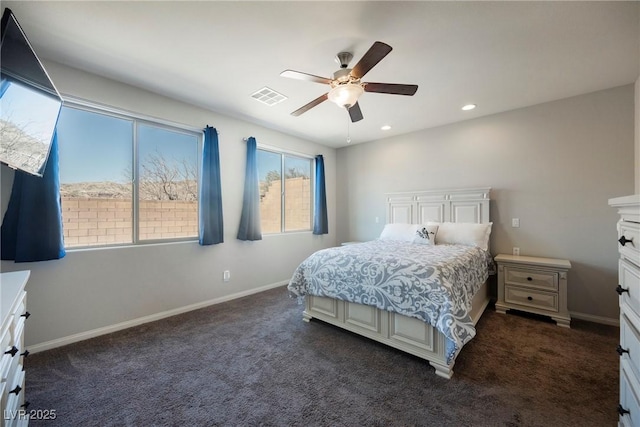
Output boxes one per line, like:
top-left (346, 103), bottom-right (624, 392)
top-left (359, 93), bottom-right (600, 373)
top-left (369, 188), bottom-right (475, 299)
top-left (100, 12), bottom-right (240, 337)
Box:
top-left (198, 126), bottom-right (224, 245)
top-left (1, 132), bottom-right (66, 262)
top-left (313, 155), bottom-right (328, 235)
top-left (237, 137), bottom-right (262, 241)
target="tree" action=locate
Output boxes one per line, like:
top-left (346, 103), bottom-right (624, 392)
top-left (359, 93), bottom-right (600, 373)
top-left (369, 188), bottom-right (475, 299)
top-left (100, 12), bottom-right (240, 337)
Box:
top-left (139, 151), bottom-right (197, 201)
top-left (285, 167), bottom-right (308, 179)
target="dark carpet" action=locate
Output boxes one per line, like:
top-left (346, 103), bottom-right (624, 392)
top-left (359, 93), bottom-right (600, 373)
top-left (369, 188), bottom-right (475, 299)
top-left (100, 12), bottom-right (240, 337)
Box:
top-left (25, 286), bottom-right (618, 427)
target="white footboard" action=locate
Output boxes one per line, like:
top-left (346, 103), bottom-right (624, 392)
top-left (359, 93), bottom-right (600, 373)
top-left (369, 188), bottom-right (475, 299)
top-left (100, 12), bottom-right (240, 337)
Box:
top-left (302, 280), bottom-right (490, 379)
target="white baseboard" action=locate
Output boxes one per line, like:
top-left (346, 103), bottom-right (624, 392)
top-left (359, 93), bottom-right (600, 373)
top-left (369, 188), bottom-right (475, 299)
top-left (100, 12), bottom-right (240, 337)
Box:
top-left (29, 280), bottom-right (289, 354)
top-left (570, 310), bottom-right (619, 327)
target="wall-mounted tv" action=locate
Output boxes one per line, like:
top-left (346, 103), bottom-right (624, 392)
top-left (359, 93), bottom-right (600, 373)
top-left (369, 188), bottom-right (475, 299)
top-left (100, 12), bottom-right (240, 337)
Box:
top-left (0, 7), bottom-right (62, 177)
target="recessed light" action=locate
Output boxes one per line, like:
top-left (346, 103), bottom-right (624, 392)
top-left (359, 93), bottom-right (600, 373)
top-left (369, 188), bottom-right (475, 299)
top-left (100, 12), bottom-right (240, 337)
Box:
top-left (462, 104), bottom-right (476, 111)
top-left (381, 125), bottom-right (392, 131)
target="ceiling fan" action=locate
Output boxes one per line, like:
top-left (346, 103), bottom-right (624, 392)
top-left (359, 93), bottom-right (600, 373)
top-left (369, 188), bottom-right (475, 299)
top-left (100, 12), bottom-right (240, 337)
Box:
top-left (280, 41), bottom-right (418, 123)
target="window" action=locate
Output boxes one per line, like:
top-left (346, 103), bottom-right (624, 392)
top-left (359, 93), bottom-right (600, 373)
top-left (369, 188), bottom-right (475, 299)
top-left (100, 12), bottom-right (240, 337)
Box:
top-left (57, 104), bottom-right (200, 248)
top-left (257, 148), bottom-right (312, 234)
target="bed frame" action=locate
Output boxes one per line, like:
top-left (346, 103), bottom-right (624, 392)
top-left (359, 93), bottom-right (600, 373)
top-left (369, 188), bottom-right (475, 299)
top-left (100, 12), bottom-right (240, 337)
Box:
top-left (302, 187), bottom-right (492, 379)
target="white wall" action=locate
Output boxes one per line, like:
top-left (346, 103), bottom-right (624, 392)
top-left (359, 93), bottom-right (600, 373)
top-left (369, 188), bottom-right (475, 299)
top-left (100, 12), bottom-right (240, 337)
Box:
top-left (336, 85), bottom-right (635, 322)
top-left (0, 61), bottom-right (337, 348)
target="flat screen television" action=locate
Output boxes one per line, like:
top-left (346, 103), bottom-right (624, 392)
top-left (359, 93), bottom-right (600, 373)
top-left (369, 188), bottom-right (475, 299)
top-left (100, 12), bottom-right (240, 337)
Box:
top-left (0, 7), bottom-right (62, 177)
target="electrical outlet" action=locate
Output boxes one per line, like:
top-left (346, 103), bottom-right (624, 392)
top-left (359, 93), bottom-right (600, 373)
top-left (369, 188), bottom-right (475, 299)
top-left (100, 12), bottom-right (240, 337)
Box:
top-left (512, 218), bottom-right (520, 228)
top-left (375, 216), bottom-right (379, 223)
top-left (223, 270), bottom-right (230, 282)
top-left (512, 247), bottom-right (520, 256)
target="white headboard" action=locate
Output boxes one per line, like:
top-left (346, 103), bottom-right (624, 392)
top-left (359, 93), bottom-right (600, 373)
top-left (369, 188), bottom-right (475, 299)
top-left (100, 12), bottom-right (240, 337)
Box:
top-left (385, 187), bottom-right (491, 225)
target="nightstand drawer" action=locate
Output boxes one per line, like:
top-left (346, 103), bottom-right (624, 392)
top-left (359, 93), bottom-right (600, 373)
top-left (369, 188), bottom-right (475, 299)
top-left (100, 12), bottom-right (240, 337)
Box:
top-left (504, 266), bottom-right (558, 291)
top-left (504, 285), bottom-right (558, 312)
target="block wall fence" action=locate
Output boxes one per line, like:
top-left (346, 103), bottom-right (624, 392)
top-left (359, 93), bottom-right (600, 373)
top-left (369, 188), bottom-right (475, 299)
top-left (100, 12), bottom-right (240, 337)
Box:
top-left (61, 177), bottom-right (311, 247)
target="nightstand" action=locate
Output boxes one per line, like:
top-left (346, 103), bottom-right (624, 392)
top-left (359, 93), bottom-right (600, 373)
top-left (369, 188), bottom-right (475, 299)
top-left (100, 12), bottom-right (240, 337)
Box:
top-left (494, 254), bottom-right (571, 328)
top-left (340, 241), bottom-right (362, 246)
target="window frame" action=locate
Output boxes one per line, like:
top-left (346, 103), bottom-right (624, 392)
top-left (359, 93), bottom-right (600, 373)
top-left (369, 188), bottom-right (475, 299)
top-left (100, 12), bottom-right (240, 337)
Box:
top-left (256, 144), bottom-right (315, 235)
top-left (59, 97), bottom-right (203, 249)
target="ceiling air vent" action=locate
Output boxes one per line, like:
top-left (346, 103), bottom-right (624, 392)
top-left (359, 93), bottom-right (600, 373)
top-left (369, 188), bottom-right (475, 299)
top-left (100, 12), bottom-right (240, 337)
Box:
top-left (251, 87), bottom-right (287, 106)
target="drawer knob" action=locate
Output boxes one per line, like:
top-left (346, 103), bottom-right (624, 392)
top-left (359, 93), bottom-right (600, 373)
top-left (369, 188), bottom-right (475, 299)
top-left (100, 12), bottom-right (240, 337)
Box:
top-left (616, 285), bottom-right (629, 296)
top-left (527, 296), bottom-right (533, 301)
top-left (4, 346), bottom-right (18, 357)
top-left (21, 401), bottom-right (30, 409)
top-left (618, 404), bottom-right (630, 416)
top-left (21, 311), bottom-right (31, 319)
top-left (619, 236), bottom-right (634, 247)
top-left (9, 384), bottom-right (21, 395)
top-left (527, 277), bottom-right (533, 281)
top-left (20, 349), bottom-right (29, 358)
top-left (617, 345), bottom-right (629, 356)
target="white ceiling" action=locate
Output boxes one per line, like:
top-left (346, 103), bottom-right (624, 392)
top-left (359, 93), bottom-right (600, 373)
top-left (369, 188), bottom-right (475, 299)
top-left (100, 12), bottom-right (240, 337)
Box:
top-left (5, 1), bottom-right (639, 148)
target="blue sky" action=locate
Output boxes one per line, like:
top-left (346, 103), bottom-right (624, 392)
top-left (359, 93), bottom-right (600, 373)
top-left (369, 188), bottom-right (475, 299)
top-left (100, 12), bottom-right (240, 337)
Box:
top-left (1, 80), bottom-right (61, 144)
top-left (57, 107), bottom-right (198, 184)
top-left (257, 149), bottom-right (311, 182)
top-left (56, 106), bottom-right (310, 185)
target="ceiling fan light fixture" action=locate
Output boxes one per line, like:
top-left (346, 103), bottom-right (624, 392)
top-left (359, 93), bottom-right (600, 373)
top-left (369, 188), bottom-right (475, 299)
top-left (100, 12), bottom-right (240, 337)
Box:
top-left (281, 41), bottom-right (417, 122)
top-left (328, 82), bottom-right (364, 109)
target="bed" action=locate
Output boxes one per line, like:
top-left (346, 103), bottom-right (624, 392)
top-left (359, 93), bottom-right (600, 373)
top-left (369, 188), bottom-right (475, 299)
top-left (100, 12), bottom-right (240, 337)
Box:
top-left (288, 187), bottom-right (493, 379)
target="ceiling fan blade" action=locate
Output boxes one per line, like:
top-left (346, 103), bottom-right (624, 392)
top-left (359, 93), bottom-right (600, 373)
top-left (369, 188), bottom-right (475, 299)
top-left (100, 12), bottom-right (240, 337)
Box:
top-left (350, 41), bottom-right (393, 79)
top-left (280, 70), bottom-right (332, 85)
top-left (364, 83), bottom-right (418, 96)
top-left (291, 93), bottom-right (328, 116)
top-left (348, 102), bottom-right (363, 123)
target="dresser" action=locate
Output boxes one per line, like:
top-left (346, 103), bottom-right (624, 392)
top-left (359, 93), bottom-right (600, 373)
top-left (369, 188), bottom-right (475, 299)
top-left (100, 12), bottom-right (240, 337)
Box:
top-left (610, 195), bottom-right (640, 426)
top-left (1, 270), bottom-right (30, 427)
top-left (494, 254), bottom-right (571, 327)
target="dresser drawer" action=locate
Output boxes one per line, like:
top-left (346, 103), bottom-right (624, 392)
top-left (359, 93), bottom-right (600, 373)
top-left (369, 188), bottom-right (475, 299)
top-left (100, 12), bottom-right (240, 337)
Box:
top-left (10, 291), bottom-right (26, 337)
top-left (620, 359), bottom-right (640, 426)
top-left (504, 266), bottom-right (558, 291)
top-left (621, 309), bottom-right (640, 378)
top-left (504, 285), bottom-right (558, 312)
top-left (619, 221), bottom-right (640, 266)
top-left (3, 369), bottom-right (26, 427)
top-left (0, 380), bottom-right (5, 427)
top-left (0, 327), bottom-right (12, 382)
top-left (11, 317), bottom-right (24, 351)
top-left (620, 259), bottom-right (640, 317)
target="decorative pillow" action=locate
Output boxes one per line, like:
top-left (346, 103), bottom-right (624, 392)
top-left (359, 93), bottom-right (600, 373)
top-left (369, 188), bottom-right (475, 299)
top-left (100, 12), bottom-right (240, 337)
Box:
top-left (379, 223), bottom-right (419, 242)
top-left (427, 221), bottom-right (493, 251)
top-left (412, 225), bottom-right (439, 245)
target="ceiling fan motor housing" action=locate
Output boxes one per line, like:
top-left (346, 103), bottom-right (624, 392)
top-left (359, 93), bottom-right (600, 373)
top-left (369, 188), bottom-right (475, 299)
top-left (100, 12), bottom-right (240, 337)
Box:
top-left (335, 52), bottom-right (353, 68)
top-left (332, 68), bottom-right (354, 84)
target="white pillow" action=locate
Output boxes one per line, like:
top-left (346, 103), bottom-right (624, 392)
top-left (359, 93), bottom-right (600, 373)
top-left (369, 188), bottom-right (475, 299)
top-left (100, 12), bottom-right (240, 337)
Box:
top-left (379, 223), bottom-right (419, 242)
top-left (427, 221), bottom-right (492, 251)
top-left (412, 225), bottom-right (439, 245)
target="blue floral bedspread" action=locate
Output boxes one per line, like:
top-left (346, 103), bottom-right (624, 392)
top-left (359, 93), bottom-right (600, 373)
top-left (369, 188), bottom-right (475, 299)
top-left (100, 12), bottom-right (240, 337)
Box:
top-left (287, 240), bottom-right (494, 364)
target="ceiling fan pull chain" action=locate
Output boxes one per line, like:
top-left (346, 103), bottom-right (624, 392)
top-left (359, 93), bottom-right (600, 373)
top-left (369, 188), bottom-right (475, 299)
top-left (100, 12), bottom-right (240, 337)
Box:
top-left (346, 113), bottom-right (351, 144)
